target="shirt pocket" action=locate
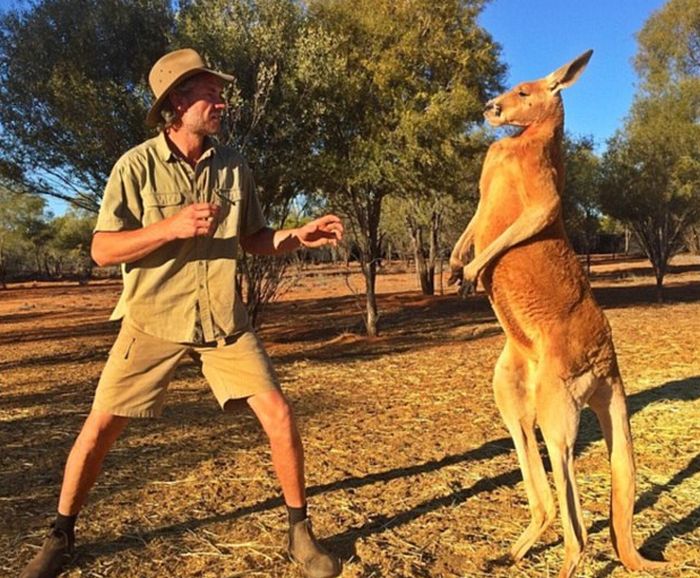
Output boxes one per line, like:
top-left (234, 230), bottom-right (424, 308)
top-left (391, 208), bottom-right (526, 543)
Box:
top-left (142, 191), bottom-right (185, 225)
top-left (213, 188), bottom-right (242, 236)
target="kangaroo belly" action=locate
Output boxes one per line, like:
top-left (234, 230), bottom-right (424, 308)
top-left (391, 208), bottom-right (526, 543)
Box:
top-left (480, 235), bottom-right (615, 375)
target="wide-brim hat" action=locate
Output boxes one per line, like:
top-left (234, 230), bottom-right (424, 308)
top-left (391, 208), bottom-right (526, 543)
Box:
top-left (146, 48), bottom-right (234, 127)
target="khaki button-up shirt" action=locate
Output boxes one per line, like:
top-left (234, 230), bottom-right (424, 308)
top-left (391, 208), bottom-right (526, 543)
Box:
top-left (95, 133), bottom-right (266, 343)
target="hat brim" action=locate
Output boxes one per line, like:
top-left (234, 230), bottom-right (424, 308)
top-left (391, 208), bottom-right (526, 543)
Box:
top-left (146, 68), bottom-right (234, 127)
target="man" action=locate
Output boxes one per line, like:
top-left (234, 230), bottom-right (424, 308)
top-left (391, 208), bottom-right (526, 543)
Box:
top-left (20, 48), bottom-right (343, 578)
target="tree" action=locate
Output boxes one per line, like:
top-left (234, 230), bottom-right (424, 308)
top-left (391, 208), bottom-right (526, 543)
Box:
top-left (381, 189), bottom-right (479, 294)
top-left (306, 0), bottom-right (504, 334)
top-left (0, 189), bottom-right (47, 286)
top-left (600, 90), bottom-right (700, 301)
top-left (177, 0), bottom-right (345, 327)
top-left (0, 0), bottom-right (173, 212)
top-left (634, 0), bottom-right (700, 92)
top-left (562, 134), bottom-right (602, 273)
top-left (50, 209), bottom-right (96, 282)
top-left (636, 0), bottom-right (700, 258)
top-left (599, 0), bottom-right (700, 301)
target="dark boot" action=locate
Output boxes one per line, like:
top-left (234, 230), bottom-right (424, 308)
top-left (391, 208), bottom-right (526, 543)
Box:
top-left (20, 527), bottom-right (74, 578)
top-left (288, 519), bottom-right (342, 578)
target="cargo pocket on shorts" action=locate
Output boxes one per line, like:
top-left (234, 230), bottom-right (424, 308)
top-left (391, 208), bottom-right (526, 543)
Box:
top-left (109, 330), bottom-right (136, 362)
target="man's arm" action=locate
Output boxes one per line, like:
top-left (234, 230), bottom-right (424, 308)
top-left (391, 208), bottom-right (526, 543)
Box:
top-left (240, 214), bottom-right (344, 256)
top-left (91, 203), bottom-right (220, 266)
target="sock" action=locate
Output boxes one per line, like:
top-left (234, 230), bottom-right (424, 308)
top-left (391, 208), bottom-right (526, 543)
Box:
top-left (286, 503), bottom-right (308, 526)
top-left (54, 512), bottom-right (77, 540)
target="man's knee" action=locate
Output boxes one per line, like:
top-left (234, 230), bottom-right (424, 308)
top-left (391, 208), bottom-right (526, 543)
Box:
top-left (250, 390), bottom-right (296, 435)
top-left (75, 411), bottom-right (128, 452)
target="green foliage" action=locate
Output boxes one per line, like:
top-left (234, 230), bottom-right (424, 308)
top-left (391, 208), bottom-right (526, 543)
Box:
top-left (635, 0), bottom-right (700, 92)
top-left (177, 0), bottom-right (338, 221)
top-left (0, 189), bottom-right (47, 284)
top-left (603, 67), bottom-right (700, 230)
top-left (305, 0), bottom-right (504, 331)
top-left (176, 0), bottom-right (343, 325)
top-left (0, 0), bottom-right (173, 212)
top-left (307, 0), bottom-right (503, 198)
top-left (0, 0), bottom-right (503, 314)
top-left (562, 134), bottom-right (602, 255)
top-left (0, 188), bottom-right (97, 283)
top-left (600, 87), bottom-right (700, 293)
top-left (598, 0), bottom-right (700, 297)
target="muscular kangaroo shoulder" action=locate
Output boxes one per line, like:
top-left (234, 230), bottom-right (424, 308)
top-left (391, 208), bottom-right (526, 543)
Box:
top-left (485, 138), bottom-right (521, 163)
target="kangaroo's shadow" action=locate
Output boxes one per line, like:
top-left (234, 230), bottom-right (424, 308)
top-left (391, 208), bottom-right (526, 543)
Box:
top-left (75, 375), bottom-right (699, 569)
top-left (329, 375), bottom-right (700, 563)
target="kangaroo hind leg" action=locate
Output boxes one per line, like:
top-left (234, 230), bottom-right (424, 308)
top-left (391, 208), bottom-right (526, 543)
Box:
top-left (536, 368), bottom-right (588, 578)
top-left (492, 343), bottom-right (556, 563)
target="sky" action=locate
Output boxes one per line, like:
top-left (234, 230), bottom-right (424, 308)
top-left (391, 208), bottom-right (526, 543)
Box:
top-left (0, 0), bottom-right (667, 147)
top-left (0, 0), bottom-right (668, 214)
top-left (479, 0), bottom-right (666, 149)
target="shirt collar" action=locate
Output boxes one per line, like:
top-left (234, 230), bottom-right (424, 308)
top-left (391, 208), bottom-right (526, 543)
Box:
top-left (156, 132), bottom-right (218, 164)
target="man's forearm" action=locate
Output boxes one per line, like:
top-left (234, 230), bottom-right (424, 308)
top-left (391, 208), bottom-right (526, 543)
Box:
top-left (91, 222), bottom-right (173, 267)
top-left (92, 203), bottom-right (220, 266)
top-left (240, 227), bottom-right (301, 256)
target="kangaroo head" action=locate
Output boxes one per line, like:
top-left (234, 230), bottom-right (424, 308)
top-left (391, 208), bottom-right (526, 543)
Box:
top-left (484, 49), bottom-right (593, 128)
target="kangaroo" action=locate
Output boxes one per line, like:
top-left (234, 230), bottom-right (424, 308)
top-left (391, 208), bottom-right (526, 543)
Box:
top-left (449, 50), bottom-right (666, 578)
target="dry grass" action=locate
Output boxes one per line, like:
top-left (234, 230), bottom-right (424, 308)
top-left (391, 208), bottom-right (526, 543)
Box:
top-left (1, 255), bottom-right (699, 577)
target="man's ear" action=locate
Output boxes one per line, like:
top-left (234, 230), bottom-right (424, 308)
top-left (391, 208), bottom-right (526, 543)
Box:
top-left (169, 90), bottom-right (187, 113)
top-left (546, 49), bottom-right (593, 93)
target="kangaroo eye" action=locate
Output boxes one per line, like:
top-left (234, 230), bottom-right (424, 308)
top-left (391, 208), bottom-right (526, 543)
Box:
top-left (518, 90), bottom-right (529, 97)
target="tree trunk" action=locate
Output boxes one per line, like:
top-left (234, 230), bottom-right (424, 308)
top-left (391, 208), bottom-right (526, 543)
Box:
top-left (655, 273), bottom-right (664, 303)
top-left (0, 243), bottom-right (6, 289)
top-left (408, 221), bottom-right (434, 295)
top-left (365, 267), bottom-right (379, 337)
top-left (427, 209), bottom-right (441, 294)
top-left (360, 255), bottom-right (379, 336)
top-left (346, 187), bottom-right (384, 336)
top-left (586, 247), bottom-right (592, 276)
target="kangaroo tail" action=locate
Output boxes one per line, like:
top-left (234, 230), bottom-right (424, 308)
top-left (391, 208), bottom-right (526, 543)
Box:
top-left (590, 377), bottom-right (667, 571)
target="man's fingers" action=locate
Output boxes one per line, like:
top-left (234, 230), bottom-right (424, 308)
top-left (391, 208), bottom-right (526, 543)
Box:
top-left (316, 217), bottom-right (344, 238)
top-left (192, 205), bottom-right (220, 218)
top-left (193, 215), bottom-right (218, 236)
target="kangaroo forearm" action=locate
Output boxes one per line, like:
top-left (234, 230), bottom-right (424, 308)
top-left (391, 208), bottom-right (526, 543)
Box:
top-left (450, 213), bottom-right (478, 269)
top-left (472, 201), bottom-right (560, 273)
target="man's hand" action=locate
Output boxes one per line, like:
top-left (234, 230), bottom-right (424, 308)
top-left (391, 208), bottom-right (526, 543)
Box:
top-left (297, 214), bottom-right (344, 248)
top-left (166, 203), bottom-right (220, 240)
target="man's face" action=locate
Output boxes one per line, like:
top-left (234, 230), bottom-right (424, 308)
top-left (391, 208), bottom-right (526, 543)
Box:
top-left (174, 74), bottom-right (226, 136)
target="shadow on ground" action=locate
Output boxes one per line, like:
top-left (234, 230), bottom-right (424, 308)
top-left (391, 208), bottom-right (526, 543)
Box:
top-left (64, 375), bottom-right (699, 570)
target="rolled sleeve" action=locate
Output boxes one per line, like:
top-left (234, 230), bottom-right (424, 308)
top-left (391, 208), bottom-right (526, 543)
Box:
top-left (94, 160), bottom-right (143, 232)
top-left (240, 165), bottom-right (267, 237)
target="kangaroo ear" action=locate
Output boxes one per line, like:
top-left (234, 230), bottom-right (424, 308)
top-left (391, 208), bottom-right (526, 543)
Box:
top-left (546, 49), bottom-right (593, 93)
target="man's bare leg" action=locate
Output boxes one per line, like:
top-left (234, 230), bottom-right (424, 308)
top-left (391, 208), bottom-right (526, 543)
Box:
top-left (58, 410), bottom-right (130, 515)
top-left (20, 410), bottom-right (129, 578)
top-left (247, 390), bottom-right (341, 578)
top-left (247, 390), bottom-right (305, 507)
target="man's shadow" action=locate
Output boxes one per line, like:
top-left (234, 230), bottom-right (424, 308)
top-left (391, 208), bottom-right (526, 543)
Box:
top-left (78, 375), bottom-right (699, 573)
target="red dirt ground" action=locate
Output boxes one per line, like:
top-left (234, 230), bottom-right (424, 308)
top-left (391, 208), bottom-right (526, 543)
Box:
top-left (1, 255), bottom-right (699, 577)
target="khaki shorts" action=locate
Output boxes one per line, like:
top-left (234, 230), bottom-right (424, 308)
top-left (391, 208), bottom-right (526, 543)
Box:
top-left (92, 322), bottom-right (280, 418)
